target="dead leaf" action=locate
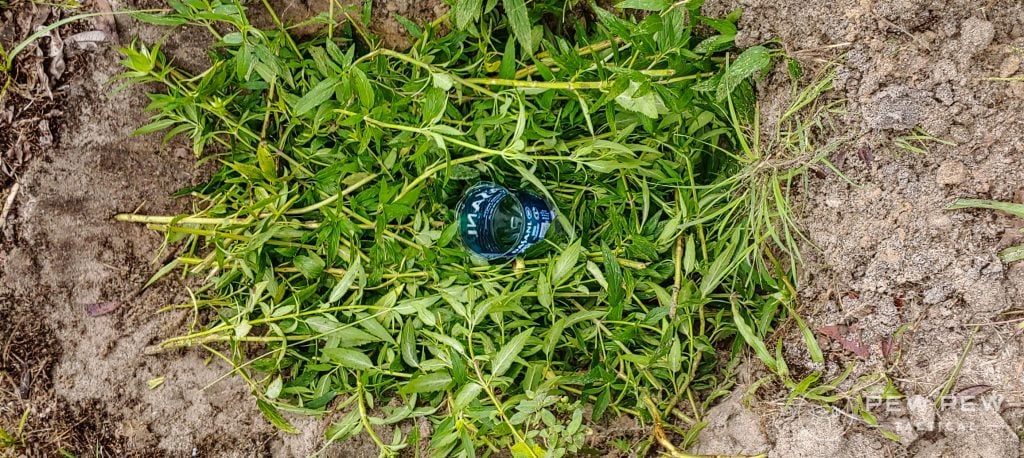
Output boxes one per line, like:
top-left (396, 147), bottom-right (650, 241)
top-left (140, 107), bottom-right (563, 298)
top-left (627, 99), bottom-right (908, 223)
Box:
top-left (881, 336), bottom-right (895, 359)
top-left (46, 27), bottom-right (65, 81)
top-left (66, 30), bottom-right (109, 51)
top-left (91, 0), bottom-right (119, 42)
top-left (817, 324), bottom-right (870, 359)
top-left (19, 369), bottom-right (31, 399)
top-left (857, 144), bottom-right (874, 165)
top-left (85, 301), bottom-right (122, 316)
top-left (38, 120), bottom-right (52, 147)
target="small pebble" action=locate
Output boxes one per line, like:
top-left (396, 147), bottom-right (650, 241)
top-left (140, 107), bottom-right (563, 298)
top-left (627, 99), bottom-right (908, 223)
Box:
top-left (960, 17), bottom-right (995, 57)
top-left (922, 286), bottom-right (948, 304)
top-left (999, 55), bottom-right (1021, 78)
top-left (936, 160), bottom-right (967, 185)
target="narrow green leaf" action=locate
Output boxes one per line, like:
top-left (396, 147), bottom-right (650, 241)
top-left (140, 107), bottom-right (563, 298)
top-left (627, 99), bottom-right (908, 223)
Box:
top-left (293, 253), bottom-right (325, 278)
top-left (504, 0), bottom-right (532, 55)
top-left (793, 311), bottom-right (823, 364)
top-left (551, 240), bottom-right (583, 286)
top-left (144, 258), bottom-right (181, 289)
top-left (400, 320), bottom-right (419, 368)
top-left (543, 318), bottom-right (565, 358)
top-left (683, 236), bottom-right (696, 274)
top-left (592, 387), bottom-right (611, 421)
top-left (322, 348), bottom-right (374, 370)
top-left (292, 77), bottom-right (338, 116)
top-left (586, 261), bottom-right (608, 289)
top-left (454, 0), bottom-right (483, 29)
top-left (602, 245), bottom-right (624, 318)
top-left (615, 0), bottom-right (670, 11)
top-left (669, 337), bottom-right (682, 371)
top-left (328, 258), bottom-right (362, 304)
top-left (1000, 244), bottom-right (1024, 262)
top-left (400, 372), bottom-right (453, 394)
top-left (453, 382), bottom-right (483, 411)
top-left (731, 298), bottom-right (777, 372)
top-left (948, 199), bottom-right (1024, 219)
top-left (325, 411), bottom-right (362, 442)
top-left (491, 328), bottom-right (533, 377)
top-left (717, 46), bottom-right (771, 101)
top-left (265, 376), bottom-right (283, 399)
top-left (350, 67), bottom-right (374, 108)
top-left (257, 399), bottom-right (298, 433)
top-left (537, 273), bottom-right (553, 308)
top-left (257, 143), bottom-right (277, 180)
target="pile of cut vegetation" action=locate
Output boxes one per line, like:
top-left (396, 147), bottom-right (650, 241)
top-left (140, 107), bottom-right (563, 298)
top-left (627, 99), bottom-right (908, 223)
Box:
top-left (117, 0), bottom-right (832, 455)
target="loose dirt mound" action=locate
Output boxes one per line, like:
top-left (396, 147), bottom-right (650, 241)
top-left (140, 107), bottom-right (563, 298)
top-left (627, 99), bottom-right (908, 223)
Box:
top-left (3, 0), bottom-right (1024, 456)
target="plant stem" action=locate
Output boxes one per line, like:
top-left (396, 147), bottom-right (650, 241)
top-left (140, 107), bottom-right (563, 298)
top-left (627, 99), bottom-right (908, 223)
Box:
top-left (285, 172), bottom-right (379, 215)
top-left (463, 78), bottom-right (609, 91)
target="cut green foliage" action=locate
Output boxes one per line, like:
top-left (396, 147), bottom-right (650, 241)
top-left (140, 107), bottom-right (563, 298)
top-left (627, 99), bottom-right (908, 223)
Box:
top-left (117, 0), bottom-right (824, 455)
top-left (949, 199), bottom-right (1024, 262)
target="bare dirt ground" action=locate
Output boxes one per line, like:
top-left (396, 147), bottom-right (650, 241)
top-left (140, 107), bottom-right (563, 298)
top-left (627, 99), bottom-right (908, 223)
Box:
top-left (2, 0), bottom-right (1023, 456)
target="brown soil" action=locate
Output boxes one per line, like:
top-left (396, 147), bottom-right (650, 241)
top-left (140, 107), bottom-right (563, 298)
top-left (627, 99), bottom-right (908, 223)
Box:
top-left (2, 0), bottom-right (1024, 456)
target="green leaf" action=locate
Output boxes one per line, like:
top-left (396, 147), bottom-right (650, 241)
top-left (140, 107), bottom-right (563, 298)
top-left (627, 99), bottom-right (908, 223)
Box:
top-left (511, 441), bottom-right (545, 458)
top-left (454, 0), bottom-right (483, 29)
top-left (257, 399), bottom-right (298, 433)
top-left (793, 310), bottom-right (823, 364)
top-left (787, 57), bottom-right (804, 81)
top-left (542, 318), bottom-right (565, 358)
top-left (292, 77), bottom-right (338, 116)
top-left (400, 372), bottom-right (453, 394)
top-left (615, 0), bottom-right (670, 11)
top-left (350, 67), bottom-right (374, 109)
top-left (948, 199), bottom-right (1024, 219)
top-left (265, 376), bottom-right (283, 399)
top-left (586, 261), bottom-right (608, 290)
top-left (328, 257), bottom-right (362, 304)
top-left (131, 12), bottom-right (189, 26)
top-left (731, 298), bottom-right (778, 372)
top-left (453, 382), bottom-right (483, 411)
top-left (551, 239), bottom-right (583, 286)
top-left (144, 258), bottom-right (181, 289)
top-left (322, 348), bottom-right (374, 370)
top-left (430, 72), bottom-right (454, 91)
top-left (491, 328), bottom-right (533, 377)
top-left (716, 46), bottom-right (771, 102)
top-left (325, 411), bottom-right (362, 442)
top-left (293, 253), bottom-right (325, 278)
top-left (602, 245), bottom-right (624, 318)
top-left (132, 118), bottom-right (178, 136)
top-left (683, 236), bottom-right (696, 274)
top-left (504, 0), bottom-right (532, 56)
top-left (222, 31), bottom-right (244, 45)
top-left (615, 81), bottom-right (667, 119)
top-left (256, 144), bottom-right (277, 180)
top-left (536, 273), bottom-right (553, 308)
top-left (400, 320), bottom-right (419, 368)
top-left (499, 38), bottom-right (517, 79)
top-left (1000, 244), bottom-right (1024, 262)
top-left (669, 337), bottom-right (682, 372)
top-left (592, 387), bottom-right (611, 421)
